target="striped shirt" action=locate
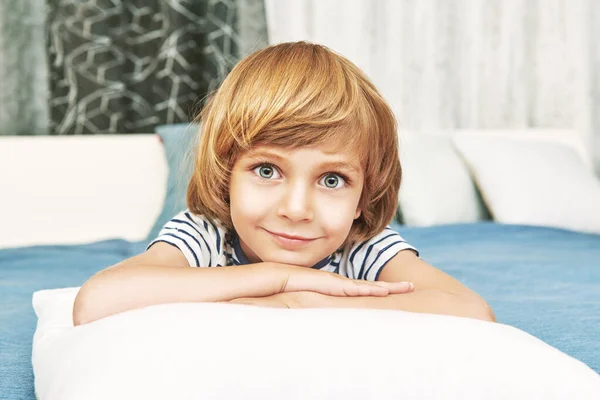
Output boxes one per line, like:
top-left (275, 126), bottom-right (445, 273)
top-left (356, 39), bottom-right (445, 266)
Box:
top-left (146, 210), bottom-right (419, 281)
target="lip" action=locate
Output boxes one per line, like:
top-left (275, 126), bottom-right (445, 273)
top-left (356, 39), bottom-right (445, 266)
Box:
top-left (264, 229), bottom-right (317, 248)
top-left (269, 230), bottom-right (315, 241)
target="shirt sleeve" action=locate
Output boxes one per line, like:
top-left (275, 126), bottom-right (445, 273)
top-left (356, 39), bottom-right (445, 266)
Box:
top-left (347, 226), bottom-right (419, 281)
top-left (145, 210), bottom-right (222, 267)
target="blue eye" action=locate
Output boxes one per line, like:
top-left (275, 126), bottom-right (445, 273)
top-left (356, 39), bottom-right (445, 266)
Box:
top-left (251, 163), bottom-right (348, 189)
top-left (253, 164), bottom-right (280, 179)
top-left (320, 173), bottom-right (346, 189)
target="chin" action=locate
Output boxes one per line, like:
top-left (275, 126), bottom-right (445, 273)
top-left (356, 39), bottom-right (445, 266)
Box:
top-left (262, 251), bottom-right (314, 268)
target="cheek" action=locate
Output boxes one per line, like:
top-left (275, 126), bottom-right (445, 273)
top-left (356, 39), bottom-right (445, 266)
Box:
top-left (314, 194), bottom-right (360, 232)
top-left (316, 200), bottom-right (354, 220)
top-left (230, 176), bottom-right (269, 221)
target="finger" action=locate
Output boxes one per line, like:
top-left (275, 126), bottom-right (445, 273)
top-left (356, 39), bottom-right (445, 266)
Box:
top-left (361, 282), bottom-right (391, 296)
top-left (379, 281), bottom-right (414, 294)
top-left (342, 281), bottom-right (389, 297)
top-left (229, 298), bottom-right (256, 305)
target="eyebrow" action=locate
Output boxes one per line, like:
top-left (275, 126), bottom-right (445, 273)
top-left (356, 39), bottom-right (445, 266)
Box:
top-left (245, 149), bottom-right (362, 175)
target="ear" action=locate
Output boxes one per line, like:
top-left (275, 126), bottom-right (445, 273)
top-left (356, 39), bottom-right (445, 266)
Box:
top-left (354, 207), bottom-right (361, 220)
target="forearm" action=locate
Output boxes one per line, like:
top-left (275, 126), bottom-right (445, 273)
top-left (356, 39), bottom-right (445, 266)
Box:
top-left (298, 289), bottom-right (496, 322)
top-left (73, 262), bottom-right (283, 325)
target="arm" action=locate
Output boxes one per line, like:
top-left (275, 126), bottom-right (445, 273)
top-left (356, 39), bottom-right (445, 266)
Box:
top-left (73, 243), bottom-right (287, 326)
top-left (375, 249), bottom-right (496, 322)
top-left (231, 251), bottom-right (496, 322)
top-left (73, 243), bottom-right (409, 326)
top-left (315, 250), bottom-right (495, 321)
top-left (291, 289), bottom-right (495, 322)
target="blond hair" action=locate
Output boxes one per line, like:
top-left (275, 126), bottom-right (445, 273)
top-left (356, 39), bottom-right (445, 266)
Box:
top-left (187, 41), bottom-right (402, 246)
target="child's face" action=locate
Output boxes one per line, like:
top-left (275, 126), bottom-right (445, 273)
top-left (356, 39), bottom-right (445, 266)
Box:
top-left (229, 141), bottom-right (363, 268)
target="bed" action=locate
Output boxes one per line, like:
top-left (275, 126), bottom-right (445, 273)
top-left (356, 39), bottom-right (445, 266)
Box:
top-left (2, 222), bottom-right (600, 398)
top-left (1, 130), bottom-right (598, 398)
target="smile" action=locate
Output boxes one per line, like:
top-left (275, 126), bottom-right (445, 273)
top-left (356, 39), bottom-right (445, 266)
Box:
top-left (264, 229), bottom-right (317, 248)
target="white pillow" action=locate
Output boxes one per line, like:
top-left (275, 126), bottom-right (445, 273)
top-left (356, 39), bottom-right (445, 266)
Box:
top-left (0, 135), bottom-right (168, 249)
top-left (454, 129), bottom-right (594, 171)
top-left (396, 128), bottom-right (592, 227)
top-left (32, 288), bottom-right (600, 400)
top-left (453, 134), bottom-right (600, 234)
top-left (398, 131), bottom-right (488, 226)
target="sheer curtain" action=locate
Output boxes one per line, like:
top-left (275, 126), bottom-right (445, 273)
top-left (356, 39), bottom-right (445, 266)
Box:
top-left (0, 0), bottom-right (49, 135)
top-left (265, 0), bottom-right (600, 174)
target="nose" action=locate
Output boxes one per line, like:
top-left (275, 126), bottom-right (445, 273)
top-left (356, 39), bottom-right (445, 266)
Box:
top-left (276, 181), bottom-right (314, 222)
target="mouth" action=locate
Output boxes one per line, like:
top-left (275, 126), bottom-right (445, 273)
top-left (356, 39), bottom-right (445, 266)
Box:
top-left (264, 229), bottom-right (318, 247)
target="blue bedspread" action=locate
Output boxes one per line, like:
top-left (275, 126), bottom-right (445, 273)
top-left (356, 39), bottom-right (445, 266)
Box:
top-left (1, 222), bottom-right (599, 398)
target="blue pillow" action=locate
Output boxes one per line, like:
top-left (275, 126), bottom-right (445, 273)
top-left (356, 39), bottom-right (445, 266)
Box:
top-left (146, 123), bottom-right (199, 242)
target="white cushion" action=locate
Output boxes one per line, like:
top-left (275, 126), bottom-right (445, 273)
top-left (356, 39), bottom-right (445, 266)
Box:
top-left (398, 130), bottom-right (488, 226)
top-left (453, 134), bottom-right (600, 234)
top-left (0, 135), bottom-right (168, 249)
top-left (397, 128), bottom-right (592, 226)
top-left (32, 287), bottom-right (600, 400)
top-left (455, 128), bottom-right (593, 171)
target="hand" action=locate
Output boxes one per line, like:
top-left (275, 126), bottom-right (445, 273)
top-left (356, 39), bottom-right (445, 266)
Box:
top-left (262, 262), bottom-right (414, 298)
top-left (228, 292), bottom-right (303, 309)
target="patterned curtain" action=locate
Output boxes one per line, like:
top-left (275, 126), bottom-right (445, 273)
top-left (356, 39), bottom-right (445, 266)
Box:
top-left (47, 0), bottom-right (268, 135)
top-left (0, 0), bottom-right (268, 136)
